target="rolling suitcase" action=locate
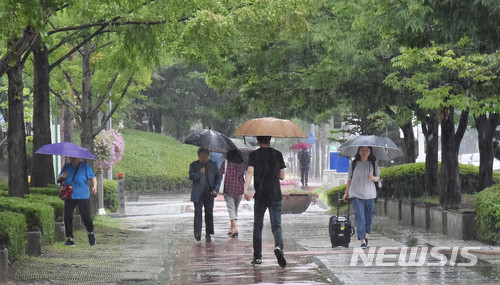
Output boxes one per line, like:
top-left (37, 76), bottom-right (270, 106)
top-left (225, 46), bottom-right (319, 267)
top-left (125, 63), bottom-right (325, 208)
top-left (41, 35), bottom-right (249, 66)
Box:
top-left (329, 199), bottom-right (355, 248)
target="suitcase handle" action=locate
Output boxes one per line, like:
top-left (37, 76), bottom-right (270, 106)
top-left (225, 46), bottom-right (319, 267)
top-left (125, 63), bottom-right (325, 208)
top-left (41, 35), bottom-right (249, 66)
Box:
top-left (337, 198), bottom-right (351, 219)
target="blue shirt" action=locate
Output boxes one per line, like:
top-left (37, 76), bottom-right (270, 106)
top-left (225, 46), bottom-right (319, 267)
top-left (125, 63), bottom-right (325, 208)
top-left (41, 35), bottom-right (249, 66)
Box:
top-left (209, 152), bottom-right (224, 169)
top-left (60, 162), bottom-right (96, 199)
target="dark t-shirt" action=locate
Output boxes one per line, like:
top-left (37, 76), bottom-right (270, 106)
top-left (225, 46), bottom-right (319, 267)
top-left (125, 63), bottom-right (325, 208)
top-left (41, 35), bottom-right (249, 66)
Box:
top-left (298, 150), bottom-right (310, 168)
top-left (248, 147), bottom-right (286, 201)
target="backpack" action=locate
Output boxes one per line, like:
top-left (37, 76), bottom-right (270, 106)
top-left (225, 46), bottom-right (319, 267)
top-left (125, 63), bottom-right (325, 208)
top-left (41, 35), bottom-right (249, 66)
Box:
top-left (350, 159), bottom-right (382, 189)
top-left (298, 150), bottom-right (310, 167)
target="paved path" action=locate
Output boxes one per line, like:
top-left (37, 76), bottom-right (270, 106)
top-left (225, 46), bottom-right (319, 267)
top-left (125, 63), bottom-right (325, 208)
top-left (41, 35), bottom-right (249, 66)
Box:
top-left (114, 193), bottom-right (500, 284)
top-left (8, 191), bottom-right (500, 284)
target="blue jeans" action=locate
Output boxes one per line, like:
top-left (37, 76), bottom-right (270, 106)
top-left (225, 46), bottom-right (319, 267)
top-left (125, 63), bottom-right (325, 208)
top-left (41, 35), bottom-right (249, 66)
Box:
top-left (351, 198), bottom-right (375, 241)
top-left (253, 199), bottom-right (283, 259)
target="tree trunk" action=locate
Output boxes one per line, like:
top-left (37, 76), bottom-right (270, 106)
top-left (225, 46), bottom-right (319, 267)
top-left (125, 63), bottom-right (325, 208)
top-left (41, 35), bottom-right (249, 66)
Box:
top-left (0, 27), bottom-right (38, 78)
top-left (151, 110), bottom-right (162, 134)
top-left (7, 59), bottom-right (29, 197)
top-left (62, 105), bottom-right (75, 142)
top-left (31, 43), bottom-right (55, 187)
top-left (439, 108), bottom-right (467, 209)
top-left (421, 116), bottom-right (439, 196)
top-left (79, 45), bottom-right (94, 151)
top-left (400, 121), bottom-right (416, 163)
top-left (475, 113), bottom-right (500, 191)
top-left (80, 44), bottom-right (97, 217)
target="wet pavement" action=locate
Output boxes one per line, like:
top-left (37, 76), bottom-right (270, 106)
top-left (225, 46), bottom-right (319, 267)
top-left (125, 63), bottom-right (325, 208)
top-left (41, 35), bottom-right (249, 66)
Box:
top-left (115, 191), bottom-right (500, 284)
top-left (122, 194), bottom-right (335, 284)
top-left (7, 181), bottom-right (500, 284)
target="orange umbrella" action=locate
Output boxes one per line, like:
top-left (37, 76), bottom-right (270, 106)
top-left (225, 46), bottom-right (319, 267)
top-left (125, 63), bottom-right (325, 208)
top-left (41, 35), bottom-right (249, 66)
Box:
top-left (233, 117), bottom-right (307, 138)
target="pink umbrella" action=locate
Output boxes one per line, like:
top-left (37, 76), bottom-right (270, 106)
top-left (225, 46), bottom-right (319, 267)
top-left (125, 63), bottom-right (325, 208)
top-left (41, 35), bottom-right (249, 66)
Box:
top-left (290, 142), bottom-right (311, 149)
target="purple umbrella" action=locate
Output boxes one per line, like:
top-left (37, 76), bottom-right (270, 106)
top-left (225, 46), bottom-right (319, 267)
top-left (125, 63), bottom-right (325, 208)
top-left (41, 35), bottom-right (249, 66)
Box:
top-left (35, 142), bottom-right (95, 159)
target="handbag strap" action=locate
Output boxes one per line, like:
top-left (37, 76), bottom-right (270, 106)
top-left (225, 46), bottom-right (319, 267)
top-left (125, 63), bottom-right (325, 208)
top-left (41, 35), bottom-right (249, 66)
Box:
top-left (69, 163), bottom-right (80, 183)
top-left (220, 160), bottom-right (227, 193)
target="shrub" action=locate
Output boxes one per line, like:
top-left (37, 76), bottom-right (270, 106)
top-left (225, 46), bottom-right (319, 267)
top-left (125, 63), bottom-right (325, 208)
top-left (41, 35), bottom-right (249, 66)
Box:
top-left (103, 179), bottom-right (118, 213)
top-left (0, 211), bottom-right (27, 262)
top-left (375, 163), bottom-right (490, 199)
top-left (325, 184), bottom-right (350, 214)
top-left (113, 129), bottom-right (196, 192)
top-left (25, 193), bottom-right (64, 222)
top-left (31, 182), bottom-right (118, 213)
top-left (29, 185), bottom-right (59, 197)
top-left (0, 197), bottom-right (55, 244)
top-left (378, 163), bottom-right (425, 199)
top-left (326, 162), bottom-right (494, 205)
top-left (0, 180), bottom-right (8, 191)
top-left (475, 184), bottom-right (500, 244)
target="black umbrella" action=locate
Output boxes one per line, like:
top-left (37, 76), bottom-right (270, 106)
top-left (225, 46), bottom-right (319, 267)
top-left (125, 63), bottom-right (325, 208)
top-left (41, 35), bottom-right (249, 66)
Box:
top-left (184, 129), bottom-right (237, 153)
top-left (338, 135), bottom-right (404, 161)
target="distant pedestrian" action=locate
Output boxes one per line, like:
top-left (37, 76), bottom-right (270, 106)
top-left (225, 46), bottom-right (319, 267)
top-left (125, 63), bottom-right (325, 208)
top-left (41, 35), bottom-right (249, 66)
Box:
top-left (209, 151), bottom-right (224, 170)
top-left (343, 146), bottom-right (380, 249)
top-left (189, 148), bottom-right (221, 242)
top-left (57, 157), bottom-right (97, 246)
top-left (297, 148), bottom-right (311, 186)
top-left (244, 136), bottom-right (287, 267)
top-left (220, 149), bottom-right (247, 238)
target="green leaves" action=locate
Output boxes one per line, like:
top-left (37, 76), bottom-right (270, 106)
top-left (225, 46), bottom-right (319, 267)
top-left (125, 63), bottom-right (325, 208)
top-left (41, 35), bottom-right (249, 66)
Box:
top-left (386, 40), bottom-right (500, 114)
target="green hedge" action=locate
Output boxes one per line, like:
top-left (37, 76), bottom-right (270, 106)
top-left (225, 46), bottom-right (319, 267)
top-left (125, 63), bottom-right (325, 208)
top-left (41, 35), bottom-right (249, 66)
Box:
top-left (326, 185), bottom-right (347, 208)
top-left (0, 180), bottom-right (8, 191)
top-left (0, 198), bottom-right (55, 244)
top-left (29, 185), bottom-right (59, 197)
top-left (326, 162), bottom-right (500, 206)
top-left (103, 179), bottom-right (118, 213)
top-left (0, 211), bottom-right (27, 262)
top-left (25, 193), bottom-right (64, 222)
top-left (112, 129), bottom-right (195, 192)
top-left (377, 163), bottom-right (425, 198)
top-left (475, 184), bottom-right (500, 244)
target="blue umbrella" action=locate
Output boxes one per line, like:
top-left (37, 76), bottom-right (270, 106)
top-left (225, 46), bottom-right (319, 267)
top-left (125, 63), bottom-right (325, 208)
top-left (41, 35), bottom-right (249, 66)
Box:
top-left (35, 142), bottom-right (96, 159)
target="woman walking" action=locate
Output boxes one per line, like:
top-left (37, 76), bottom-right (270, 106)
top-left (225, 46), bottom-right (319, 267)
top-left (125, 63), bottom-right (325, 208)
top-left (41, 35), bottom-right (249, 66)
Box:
top-left (58, 157), bottom-right (97, 246)
top-left (343, 146), bottom-right (380, 249)
top-left (221, 149), bottom-right (247, 237)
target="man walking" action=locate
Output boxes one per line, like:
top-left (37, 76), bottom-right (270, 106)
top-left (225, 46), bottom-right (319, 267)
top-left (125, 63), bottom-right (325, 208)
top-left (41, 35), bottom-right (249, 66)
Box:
top-left (244, 136), bottom-right (287, 267)
top-left (189, 148), bottom-right (221, 242)
top-left (298, 148), bottom-right (311, 186)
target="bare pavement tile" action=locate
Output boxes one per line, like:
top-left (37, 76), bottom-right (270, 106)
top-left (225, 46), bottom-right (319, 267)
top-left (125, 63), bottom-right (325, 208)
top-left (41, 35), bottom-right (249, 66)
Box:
top-left (7, 192), bottom-right (500, 284)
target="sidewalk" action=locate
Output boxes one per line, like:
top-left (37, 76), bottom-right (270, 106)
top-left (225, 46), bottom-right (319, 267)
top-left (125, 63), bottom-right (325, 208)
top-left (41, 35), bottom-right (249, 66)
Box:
top-left (8, 188), bottom-right (500, 284)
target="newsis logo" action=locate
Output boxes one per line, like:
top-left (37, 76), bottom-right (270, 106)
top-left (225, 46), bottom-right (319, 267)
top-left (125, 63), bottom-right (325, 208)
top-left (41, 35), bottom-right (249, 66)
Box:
top-left (350, 247), bottom-right (480, 267)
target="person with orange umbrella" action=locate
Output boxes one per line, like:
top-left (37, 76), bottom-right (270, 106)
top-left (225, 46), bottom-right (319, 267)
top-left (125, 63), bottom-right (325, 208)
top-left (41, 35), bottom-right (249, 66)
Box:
top-left (235, 117), bottom-right (307, 267)
top-left (235, 117), bottom-right (307, 268)
top-left (243, 136), bottom-right (287, 267)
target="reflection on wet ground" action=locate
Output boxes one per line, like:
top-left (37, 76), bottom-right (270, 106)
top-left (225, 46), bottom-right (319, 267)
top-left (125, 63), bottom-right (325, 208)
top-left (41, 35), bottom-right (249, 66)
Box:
top-left (168, 196), bottom-right (334, 284)
top-left (9, 193), bottom-right (500, 284)
top-left (124, 194), bottom-right (500, 284)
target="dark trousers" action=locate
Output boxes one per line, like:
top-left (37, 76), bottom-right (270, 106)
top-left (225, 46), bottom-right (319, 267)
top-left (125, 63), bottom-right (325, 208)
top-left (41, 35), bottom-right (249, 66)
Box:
top-left (253, 199), bottom-right (283, 259)
top-left (300, 167), bottom-right (309, 185)
top-left (64, 199), bottom-right (94, 238)
top-left (193, 193), bottom-right (215, 238)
